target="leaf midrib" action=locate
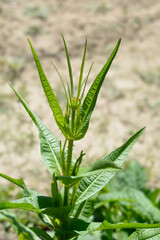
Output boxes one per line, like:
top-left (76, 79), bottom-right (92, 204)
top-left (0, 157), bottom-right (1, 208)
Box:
top-left (45, 136), bottom-right (62, 176)
top-left (75, 172), bottom-right (103, 204)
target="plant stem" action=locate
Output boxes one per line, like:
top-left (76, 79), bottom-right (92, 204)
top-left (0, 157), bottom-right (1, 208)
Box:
top-left (64, 139), bottom-right (74, 206)
top-left (67, 140), bottom-right (73, 176)
top-left (71, 108), bottom-right (75, 134)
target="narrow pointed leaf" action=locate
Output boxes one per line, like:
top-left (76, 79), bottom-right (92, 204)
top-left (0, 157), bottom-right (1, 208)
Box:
top-left (77, 39), bottom-right (87, 102)
top-left (88, 159), bottom-right (121, 172)
top-left (0, 172), bottom-right (26, 190)
top-left (30, 227), bottom-right (53, 240)
top-left (62, 35), bottom-right (74, 97)
top-left (74, 127), bottom-right (145, 205)
top-left (0, 196), bottom-right (53, 212)
top-left (75, 221), bottom-right (160, 236)
top-left (77, 39), bottom-right (121, 139)
top-left (28, 39), bottom-right (72, 139)
top-left (98, 221), bottom-right (160, 231)
top-left (52, 62), bottom-right (69, 104)
top-left (80, 61), bottom-right (94, 102)
top-left (10, 85), bottom-right (63, 176)
top-left (0, 200), bottom-right (40, 212)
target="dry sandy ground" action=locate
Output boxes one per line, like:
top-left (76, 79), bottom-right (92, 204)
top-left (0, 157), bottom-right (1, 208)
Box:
top-left (0, 0), bottom-right (160, 238)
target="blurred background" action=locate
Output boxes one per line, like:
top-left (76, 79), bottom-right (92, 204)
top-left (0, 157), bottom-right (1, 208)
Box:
top-left (0, 0), bottom-right (160, 227)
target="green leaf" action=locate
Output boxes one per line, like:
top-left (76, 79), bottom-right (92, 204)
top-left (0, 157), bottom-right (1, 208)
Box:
top-left (0, 211), bottom-right (40, 240)
top-left (28, 39), bottom-right (72, 139)
top-left (76, 39), bottom-right (121, 139)
top-left (0, 196), bottom-right (53, 213)
top-left (80, 61), bottom-right (94, 102)
top-left (0, 172), bottom-right (26, 190)
top-left (42, 205), bottom-right (73, 220)
top-left (62, 35), bottom-right (74, 97)
top-left (57, 168), bottom-right (119, 187)
top-left (75, 221), bottom-right (160, 236)
top-left (52, 62), bottom-right (69, 104)
top-left (77, 39), bottom-right (87, 103)
top-left (72, 195), bottom-right (96, 222)
top-left (30, 227), bottom-right (53, 240)
top-left (88, 159), bottom-right (121, 172)
top-left (116, 161), bottom-right (147, 191)
top-left (98, 221), bottom-right (160, 231)
top-left (74, 127), bottom-right (145, 205)
top-left (96, 188), bottom-right (160, 222)
top-left (10, 85), bottom-right (63, 176)
top-left (95, 190), bottom-right (134, 209)
top-left (57, 175), bottom-right (82, 187)
top-left (18, 233), bottom-right (31, 240)
top-left (0, 201), bottom-right (40, 212)
top-left (128, 228), bottom-right (160, 240)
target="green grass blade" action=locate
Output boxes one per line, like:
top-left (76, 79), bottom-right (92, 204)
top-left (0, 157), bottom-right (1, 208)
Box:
top-left (74, 127), bottom-right (145, 205)
top-left (28, 39), bottom-right (72, 139)
top-left (77, 39), bottom-right (87, 103)
top-left (10, 85), bottom-right (63, 176)
top-left (78, 39), bottom-right (121, 139)
top-left (62, 35), bottom-right (74, 97)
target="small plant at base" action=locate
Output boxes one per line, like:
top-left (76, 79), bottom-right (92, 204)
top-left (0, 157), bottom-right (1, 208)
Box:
top-left (0, 36), bottom-right (160, 240)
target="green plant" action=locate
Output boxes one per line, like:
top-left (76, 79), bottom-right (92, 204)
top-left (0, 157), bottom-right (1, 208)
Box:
top-left (0, 36), bottom-right (160, 240)
top-left (94, 161), bottom-right (160, 239)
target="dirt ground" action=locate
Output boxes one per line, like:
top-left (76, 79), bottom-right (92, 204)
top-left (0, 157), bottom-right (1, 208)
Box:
top-left (0, 0), bottom-right (160, 238)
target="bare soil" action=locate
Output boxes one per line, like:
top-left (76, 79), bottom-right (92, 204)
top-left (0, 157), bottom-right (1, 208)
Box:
top-left (0, 0), bottom-right (160, 238)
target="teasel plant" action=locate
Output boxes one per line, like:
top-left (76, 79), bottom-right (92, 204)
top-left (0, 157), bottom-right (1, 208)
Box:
top-left (0, 36), bottom-right (160, 240)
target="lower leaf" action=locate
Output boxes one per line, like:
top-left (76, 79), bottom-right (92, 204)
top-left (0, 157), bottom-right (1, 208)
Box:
top-left (128, 228), bottom-right (160, 240)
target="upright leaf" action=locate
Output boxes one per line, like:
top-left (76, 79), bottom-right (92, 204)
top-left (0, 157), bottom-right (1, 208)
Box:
top-left (77, 39), bottom-right (87, 103)
top-left (28, 39), bottom-right (72, 139)
top-left (76, 39), bottom-right (121, 139)
top-left (10, 85), bottom-right (63, 176)
top-left (74, 127), bottom-right (145, 205)
top-left (62, 35), bottom-right (74, 97)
